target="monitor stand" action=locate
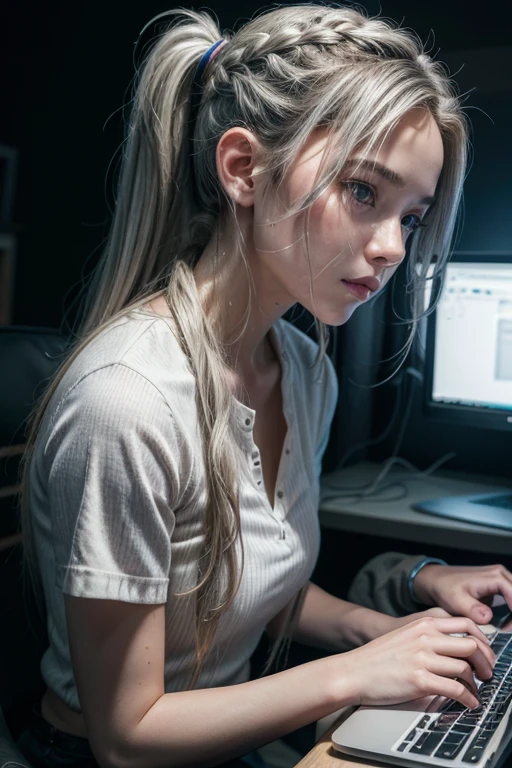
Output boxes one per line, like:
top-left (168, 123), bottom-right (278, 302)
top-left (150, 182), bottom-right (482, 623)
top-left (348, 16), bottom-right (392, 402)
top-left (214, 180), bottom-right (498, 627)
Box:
top-left (413, 491), bottom-right (512, 531)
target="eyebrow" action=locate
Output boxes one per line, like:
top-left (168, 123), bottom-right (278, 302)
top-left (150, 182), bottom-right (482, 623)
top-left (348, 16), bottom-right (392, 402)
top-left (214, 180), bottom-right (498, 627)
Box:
top-left (344, 158), bottom-right (436, 206)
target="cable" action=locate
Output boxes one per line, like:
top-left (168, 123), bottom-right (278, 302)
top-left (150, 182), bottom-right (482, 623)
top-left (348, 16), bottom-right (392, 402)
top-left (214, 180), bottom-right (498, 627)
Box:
top-left (323, 358), bottom-right (458, 502)
top-left (321, 452), bottom-right (458, 503)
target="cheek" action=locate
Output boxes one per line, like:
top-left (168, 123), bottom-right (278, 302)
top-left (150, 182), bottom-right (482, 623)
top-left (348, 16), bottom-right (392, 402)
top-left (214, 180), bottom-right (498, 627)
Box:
top-left (303, 190), bottom-right (348, 269)
top-left (308, 189), bottom-right (369, 269)
top-left (310, 190), bottom-right (341, 245)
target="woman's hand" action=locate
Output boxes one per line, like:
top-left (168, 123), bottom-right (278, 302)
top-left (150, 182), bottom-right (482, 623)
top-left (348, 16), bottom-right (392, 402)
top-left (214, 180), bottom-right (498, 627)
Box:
top-left (337, 615), bottom-right (496, 711)
top-left (394, 606), bottom-right (453, 628)
top-left (413, 563), bottom-right (512, 625)
top-left (371, 607), bottom-right (453, 640)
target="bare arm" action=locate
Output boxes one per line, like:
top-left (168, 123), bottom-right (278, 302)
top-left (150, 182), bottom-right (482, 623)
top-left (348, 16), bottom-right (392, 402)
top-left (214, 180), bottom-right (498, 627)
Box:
top-left (65, 591), bottom-right (496, 768)
top-left (267, 581), bottom-right (395, 651)
top-left (64, 594), bottom-right (354, 768)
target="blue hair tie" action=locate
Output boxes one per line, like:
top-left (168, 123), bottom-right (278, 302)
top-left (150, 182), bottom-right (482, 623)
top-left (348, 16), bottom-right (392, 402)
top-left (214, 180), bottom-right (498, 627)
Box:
top-left (193, 39), bottom-right (226, 88)
top-left (188, 38), bottom-right (227, 199)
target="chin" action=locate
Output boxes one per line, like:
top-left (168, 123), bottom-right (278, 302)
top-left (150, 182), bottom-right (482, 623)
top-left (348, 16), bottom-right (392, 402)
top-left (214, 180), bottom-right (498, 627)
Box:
top-left (308, 305), bottom-right (357, 327)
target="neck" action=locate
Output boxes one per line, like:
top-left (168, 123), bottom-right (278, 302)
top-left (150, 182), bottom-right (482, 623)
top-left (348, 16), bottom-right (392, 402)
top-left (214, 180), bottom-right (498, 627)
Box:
top-left (193, 230), bottom-right (293, 376)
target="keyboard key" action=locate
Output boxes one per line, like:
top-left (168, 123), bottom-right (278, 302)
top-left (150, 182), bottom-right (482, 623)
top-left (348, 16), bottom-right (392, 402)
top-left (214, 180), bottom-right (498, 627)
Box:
top-left (409, 732), bottom-right (430, 752)
top-left (457, 712), bottom-right (482, 727)
top-left (434, 732), bottom-right (471, 760)
top-left (409, 731), bottom-right (444, 756)
top-left (462, 732), bottom-right (494, 763)
top-left (462, 743), bottom-right (488, 764)
top-left (438, 713), bottom-right (463, 728)
top-left (480, 714), bottom-right (501, 731)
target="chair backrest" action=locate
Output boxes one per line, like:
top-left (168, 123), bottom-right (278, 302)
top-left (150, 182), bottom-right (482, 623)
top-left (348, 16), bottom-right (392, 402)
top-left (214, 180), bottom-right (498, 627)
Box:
top-left (0, 325), bottom-right (70, 737)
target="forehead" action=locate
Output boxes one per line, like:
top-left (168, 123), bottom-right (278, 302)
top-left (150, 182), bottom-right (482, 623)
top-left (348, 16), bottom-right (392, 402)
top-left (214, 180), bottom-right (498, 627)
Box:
top-left (297, 110), bottom-right (444, 192)
top-left (369, 109), bottom-right (444, 188)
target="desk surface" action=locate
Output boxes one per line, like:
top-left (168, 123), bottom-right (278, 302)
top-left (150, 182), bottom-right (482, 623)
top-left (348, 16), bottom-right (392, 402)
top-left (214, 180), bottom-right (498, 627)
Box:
top-left (319, 462), bottom-right (512, 555)
top-left (296, 708), bottom-right (378, 768)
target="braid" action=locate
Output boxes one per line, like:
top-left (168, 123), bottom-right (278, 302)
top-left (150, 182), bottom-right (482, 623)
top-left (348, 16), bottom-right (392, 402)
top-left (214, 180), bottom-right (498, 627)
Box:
top-left (204, 7), bottom-right (422, 93)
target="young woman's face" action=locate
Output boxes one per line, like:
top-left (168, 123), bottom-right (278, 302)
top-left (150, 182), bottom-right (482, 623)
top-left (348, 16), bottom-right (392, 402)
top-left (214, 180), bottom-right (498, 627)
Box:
top-left (253, 108), bottom-right (445, 325)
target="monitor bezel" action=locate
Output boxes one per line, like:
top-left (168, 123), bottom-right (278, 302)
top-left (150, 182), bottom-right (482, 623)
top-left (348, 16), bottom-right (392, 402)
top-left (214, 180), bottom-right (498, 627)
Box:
top-left (423, 251), bottom-right (512, 433)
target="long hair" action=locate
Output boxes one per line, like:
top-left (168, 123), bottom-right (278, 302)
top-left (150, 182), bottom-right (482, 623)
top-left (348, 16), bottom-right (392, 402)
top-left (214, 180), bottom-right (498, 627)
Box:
top-left (17, 3), bottom-right (468, 689)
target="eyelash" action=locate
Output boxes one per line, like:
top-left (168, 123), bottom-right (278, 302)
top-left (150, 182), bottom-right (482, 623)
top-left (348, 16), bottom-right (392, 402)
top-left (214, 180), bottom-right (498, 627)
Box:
top-left (341, 179), bottom-right (429, 233)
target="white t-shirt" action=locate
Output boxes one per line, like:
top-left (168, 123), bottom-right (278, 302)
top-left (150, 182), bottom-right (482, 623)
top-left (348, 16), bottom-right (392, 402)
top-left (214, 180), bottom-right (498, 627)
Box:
top-left (30, 308), bottom-right (339, 711)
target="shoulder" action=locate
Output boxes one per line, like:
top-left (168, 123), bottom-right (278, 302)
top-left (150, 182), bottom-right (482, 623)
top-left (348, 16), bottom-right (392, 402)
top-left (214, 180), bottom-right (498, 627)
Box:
top-left (52, 310), bottom-right (195, 425)
top-left (40, 327), bottom-right (192, 505)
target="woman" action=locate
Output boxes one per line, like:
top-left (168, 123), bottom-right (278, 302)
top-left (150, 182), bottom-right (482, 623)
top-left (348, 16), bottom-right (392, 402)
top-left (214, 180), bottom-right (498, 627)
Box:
top-left (15, 5), bottom-right (509, 767)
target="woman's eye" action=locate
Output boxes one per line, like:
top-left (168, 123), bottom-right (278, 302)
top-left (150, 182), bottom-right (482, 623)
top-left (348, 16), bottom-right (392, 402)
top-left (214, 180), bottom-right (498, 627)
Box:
top-left (401, 213), bottom-right (424, 232)
top-left (343, 180), bottom-right (375, 207)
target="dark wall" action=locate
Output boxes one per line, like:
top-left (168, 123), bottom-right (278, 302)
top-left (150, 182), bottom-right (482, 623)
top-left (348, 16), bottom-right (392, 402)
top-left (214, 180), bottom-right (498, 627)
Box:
top-left (2, 0), bottom-right (511, 330)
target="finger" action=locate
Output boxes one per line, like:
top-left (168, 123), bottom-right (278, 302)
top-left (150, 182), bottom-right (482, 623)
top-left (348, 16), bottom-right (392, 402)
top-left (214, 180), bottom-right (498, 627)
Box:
top-left (421, 670), bottom-right (480, 710)
top-left (466, 641), bottom-right (496, 682)
top-left (454, 596), bottom-right (493, 625)
top-left (427, 636), bottom-right (495, 681)
top-left (431, 617), bottom-right (492, 646)
top-left (427, 655), bottom-right (480, 700)
top-left (475, 576), bottom-right (512, 614)
top-left (488, 565), bottom-right (512, 589)
top-left (455, 632), bottom-right (497, 671)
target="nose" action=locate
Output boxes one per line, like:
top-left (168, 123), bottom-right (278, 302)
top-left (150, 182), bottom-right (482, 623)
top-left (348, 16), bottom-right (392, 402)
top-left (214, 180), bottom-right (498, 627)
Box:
top-left (364, 218), bottom-right (406, 269)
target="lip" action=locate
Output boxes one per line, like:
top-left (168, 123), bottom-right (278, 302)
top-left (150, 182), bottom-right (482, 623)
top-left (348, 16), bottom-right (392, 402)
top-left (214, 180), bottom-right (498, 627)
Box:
top-left (341, 275), bottom-right (379, 301)
top-left (342, 280), bottom-right (371, 301)
top-left (344, 275), bottom-right (380, 292)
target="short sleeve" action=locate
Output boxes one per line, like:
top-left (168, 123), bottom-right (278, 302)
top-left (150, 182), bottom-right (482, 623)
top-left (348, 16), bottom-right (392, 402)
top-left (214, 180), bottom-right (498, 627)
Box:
top-left (314, 353), bottom-right (339, 480)
top-left (44, 364), bottom-right (183, 604)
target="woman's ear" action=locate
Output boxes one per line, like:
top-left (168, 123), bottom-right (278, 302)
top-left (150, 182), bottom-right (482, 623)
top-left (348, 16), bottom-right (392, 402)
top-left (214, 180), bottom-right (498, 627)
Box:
top-left (215, 127), bottom-right (263, 208)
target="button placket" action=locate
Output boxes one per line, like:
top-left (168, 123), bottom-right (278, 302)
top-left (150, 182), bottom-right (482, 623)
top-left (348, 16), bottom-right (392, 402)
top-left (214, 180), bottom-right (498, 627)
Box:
top-left (248, 444), bottom-right (263, 484)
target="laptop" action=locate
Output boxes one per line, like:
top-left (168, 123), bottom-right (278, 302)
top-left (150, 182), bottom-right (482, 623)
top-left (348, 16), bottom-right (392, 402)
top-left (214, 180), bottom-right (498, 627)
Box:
top-left (332, 623), bottom-right (512, 768)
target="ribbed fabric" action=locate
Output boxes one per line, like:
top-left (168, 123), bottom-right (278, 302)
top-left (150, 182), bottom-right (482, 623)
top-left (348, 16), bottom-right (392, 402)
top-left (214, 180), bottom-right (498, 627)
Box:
top-left (29, 308), bottom-right (338, 712)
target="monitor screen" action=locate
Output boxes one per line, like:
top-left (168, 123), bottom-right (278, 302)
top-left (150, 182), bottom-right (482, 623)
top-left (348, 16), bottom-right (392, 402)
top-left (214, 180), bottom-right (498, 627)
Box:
top-left (423, 253), bottom-right (512, 432)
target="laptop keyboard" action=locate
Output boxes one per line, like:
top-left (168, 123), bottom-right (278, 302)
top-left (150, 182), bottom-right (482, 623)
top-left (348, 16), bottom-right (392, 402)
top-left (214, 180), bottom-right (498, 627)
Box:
top-left (395, 632), bottom-right (512, 764)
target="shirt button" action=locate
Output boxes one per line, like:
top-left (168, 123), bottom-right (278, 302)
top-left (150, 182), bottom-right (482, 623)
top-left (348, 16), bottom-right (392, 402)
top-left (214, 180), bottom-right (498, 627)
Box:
top-left (245, 418), bottom-right (251, 426)
top-left (277, 490), bottom-right (284, 499)
top-left (254, 461), bottom-right (260, 466)
top-left (252, 451), bottom-right (259, 459)
top-left (285, 449), bottom-right (290, 454)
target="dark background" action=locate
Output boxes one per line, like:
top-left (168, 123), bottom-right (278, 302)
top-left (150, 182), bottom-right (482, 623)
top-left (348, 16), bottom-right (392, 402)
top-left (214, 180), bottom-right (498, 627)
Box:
top-left (2, 0), bottom-right (511, 478)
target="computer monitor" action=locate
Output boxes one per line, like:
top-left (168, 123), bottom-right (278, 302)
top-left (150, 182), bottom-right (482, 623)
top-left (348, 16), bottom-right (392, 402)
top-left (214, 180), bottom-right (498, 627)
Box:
top-left (423, 252), bottom-right (512, 434)
top-left (413, 253), bottom-right (512, 529)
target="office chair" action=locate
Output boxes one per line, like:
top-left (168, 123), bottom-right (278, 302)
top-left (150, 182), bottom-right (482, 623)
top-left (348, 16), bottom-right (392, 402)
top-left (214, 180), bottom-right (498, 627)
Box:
top-left (0, 325), bottom-right (70, 767)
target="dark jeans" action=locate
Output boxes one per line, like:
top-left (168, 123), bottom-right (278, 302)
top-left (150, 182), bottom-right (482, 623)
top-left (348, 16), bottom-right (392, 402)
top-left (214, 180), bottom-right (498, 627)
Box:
top-left (15, 700), bottom-right (264, 768)
top-left (15, 701), bottom-right (100, 768)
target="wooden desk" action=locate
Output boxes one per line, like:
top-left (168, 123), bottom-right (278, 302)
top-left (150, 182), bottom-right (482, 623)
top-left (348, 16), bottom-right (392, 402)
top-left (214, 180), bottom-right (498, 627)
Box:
top-left (296, 708), bottom-right (383, 768)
